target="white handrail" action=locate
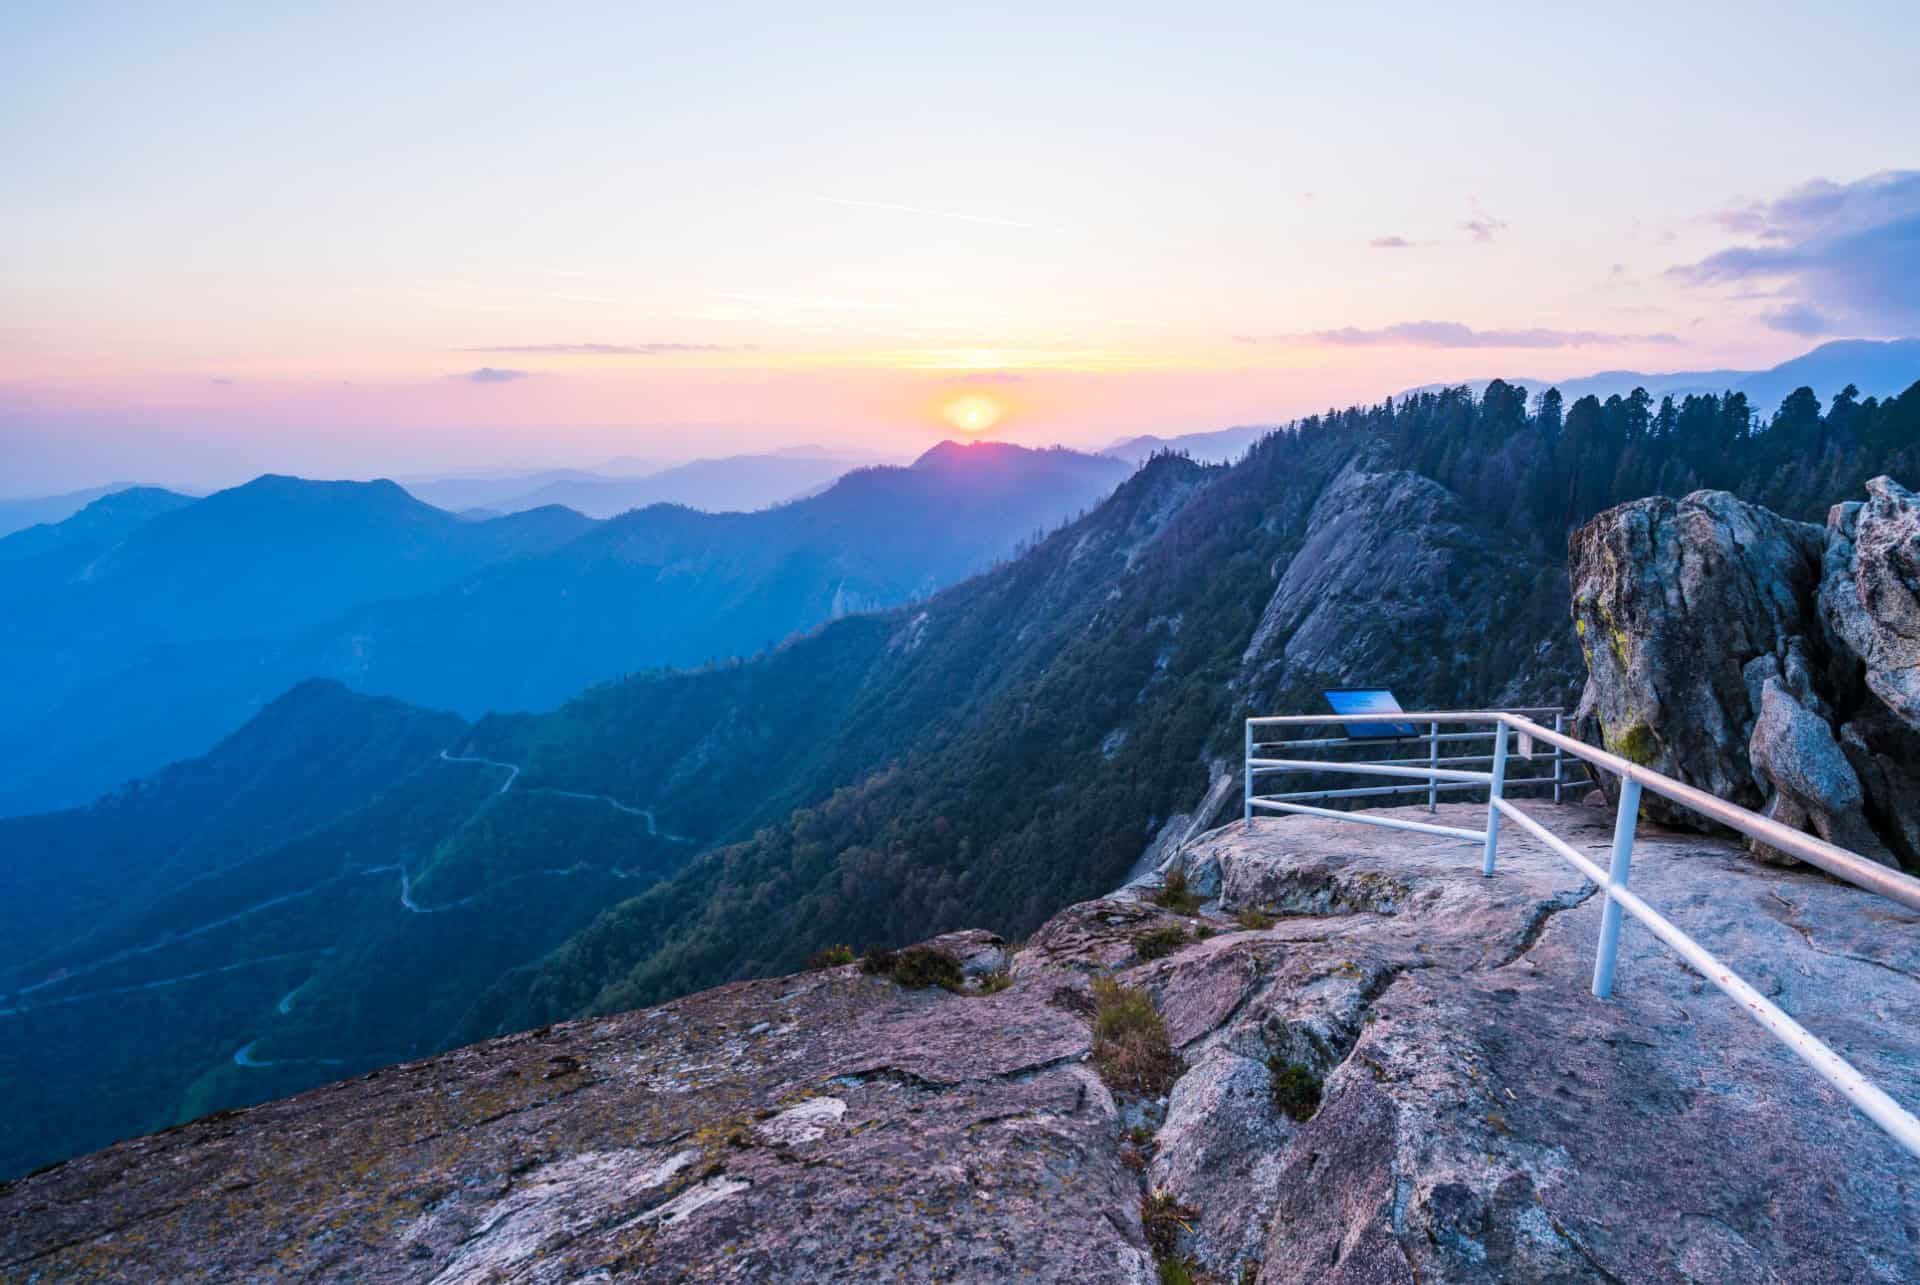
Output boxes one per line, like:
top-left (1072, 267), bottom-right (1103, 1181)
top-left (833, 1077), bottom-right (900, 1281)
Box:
top-left (1243, 707), bottom-right (1920, 1159)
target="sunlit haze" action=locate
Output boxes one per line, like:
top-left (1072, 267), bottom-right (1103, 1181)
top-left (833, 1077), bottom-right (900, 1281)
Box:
top-left (4, 1), bottom-right (1918, 491)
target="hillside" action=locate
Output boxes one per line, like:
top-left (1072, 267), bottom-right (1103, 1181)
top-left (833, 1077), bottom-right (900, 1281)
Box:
top-left (0, 443), bottom-right (1125, 815)
top-left (0, 679), bottom-right (703, 1180)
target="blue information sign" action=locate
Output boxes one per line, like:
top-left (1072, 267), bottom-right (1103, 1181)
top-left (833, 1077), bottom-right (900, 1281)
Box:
top-left (1323, 689), bottom-right (1416, 739)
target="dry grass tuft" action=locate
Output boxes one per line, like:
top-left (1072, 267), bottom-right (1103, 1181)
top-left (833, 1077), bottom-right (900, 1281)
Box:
top-left (1091, 976), bottom-right (1181, 1096)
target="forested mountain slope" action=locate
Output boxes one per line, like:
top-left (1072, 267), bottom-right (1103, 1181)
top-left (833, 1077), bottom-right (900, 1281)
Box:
top-left (0, 443), bottom-right (1126, 815)
top-left (466, 372), bottom-right (1920, 1032)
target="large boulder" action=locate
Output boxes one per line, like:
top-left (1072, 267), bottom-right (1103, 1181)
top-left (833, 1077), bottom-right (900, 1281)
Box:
top-left (1571, 481), bottom-right (1920, 870)
top-left (1568, 489), bottom-right (1824, 820)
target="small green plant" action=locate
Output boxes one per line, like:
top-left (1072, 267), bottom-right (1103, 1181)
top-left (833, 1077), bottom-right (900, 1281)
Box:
top-left (1132, 923), bottom-right (1189, 961)
top-left (1125, 1124), bottom-right (1156, 1148)
top-left (1193, 923), bottom-right (1216, 940)
top-left (1092, 976), bottom-right (1182, 1096)
top-left (1267, 1057), bottom-right (1323, 1122)
top-left (1141, 1190), bottom-right (1197, 1260)
top-left (1157, 1259), bottom-right (1200, 1285)
top-left (1234, 907), bottom-right (1275, 931)
top-left (807, 943), bottom-right (855, 970)
top-left (1150, 867), bottom-right (1202, 914)
top-left (973, 969), bottom-right (1013, 995)
top-left (860, 945), bottom-right (964, 991)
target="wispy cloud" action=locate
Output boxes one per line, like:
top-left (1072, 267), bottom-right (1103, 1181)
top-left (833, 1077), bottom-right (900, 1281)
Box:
top-left (1764, 302), bottom-right (1837, 336)
top-left (811, 194), bottom-right (1036, 229)
top-left (1461, 199), bottom-right (1507, 243)
top-left (1670, 170), bottom-right (1920, 335)
top-left (1236, 321), bottom-right (1678, 349)
top-left (209, 376), bottom-right (234, 386)
top-left (957, 371), bottom-right (1026, 384)
top-left (455, 342), bottom-right (756, 355)
top-left (458, 367), bottom-right (529, 383)
top-left (1368, 236), bottom-right (1415, 249)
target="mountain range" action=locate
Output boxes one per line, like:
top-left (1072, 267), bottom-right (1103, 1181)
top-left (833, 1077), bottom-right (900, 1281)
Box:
top-left (0, 416), bottom-right (1586, 1180)
top-left (0, 350), bottom-right (1914, 1181)
top-left (1398, 336), bottom-right (1920, 411)
top-left (0, 443), bottom-right (1127, 816)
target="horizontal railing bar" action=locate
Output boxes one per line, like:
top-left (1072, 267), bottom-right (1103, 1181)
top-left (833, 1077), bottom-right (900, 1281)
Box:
top-left (1253, 731), bottom-right (1508, 751)
top-left (1249, 758), bottom-right (1494, 784)
top-left (1249, 710), bottom-right (1542, 727)
top-left (1257, 779), bottom-right (1490, 803)
top-left (1504, 716), bottom-right (1920, 913)
top-left (1492, 798), bottom-right (1920, 1158)
top-left (1250, 797), bottom-right (1487, 842)
top-left (1255, 776), bottom-right (1570, 804)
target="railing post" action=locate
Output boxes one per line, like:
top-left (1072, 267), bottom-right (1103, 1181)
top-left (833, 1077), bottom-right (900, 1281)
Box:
top-left (1591, 778), bottom-right (1642, 999)
top-left (1482, 721), bottom-right (1508, 876)
top-left (1553, 711), bottom-right (1565, 804)
top-left (1428, 721), bottom-right (1439, 813)
top-left (1244, 720), bottom-right (1254, 832)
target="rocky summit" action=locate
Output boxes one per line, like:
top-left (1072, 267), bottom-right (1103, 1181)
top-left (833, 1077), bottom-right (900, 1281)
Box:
top-left (5, 801), bottom-right (1916, 1283)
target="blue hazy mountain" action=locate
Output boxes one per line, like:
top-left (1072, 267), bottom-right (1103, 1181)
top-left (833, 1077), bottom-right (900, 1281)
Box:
top-left (400, 449), bottom-right (890, 519)
top-left (0, 486), bottom-right (194, 573)
top-left (1102, 424), bottom-right (1277, 466)
top-left (0, 443), bottom-right (1128, 815)
top-left (0, 483), bottom-right (188, 539)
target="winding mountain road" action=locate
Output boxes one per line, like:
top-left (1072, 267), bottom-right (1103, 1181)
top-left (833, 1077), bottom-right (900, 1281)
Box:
top-left (439, 745), bottom-right (690, 841)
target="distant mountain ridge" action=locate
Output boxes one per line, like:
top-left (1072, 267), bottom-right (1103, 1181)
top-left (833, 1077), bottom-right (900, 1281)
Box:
top-left (400, 449), bottom-right (893, 518)
top-left (1397, 337), bottom-right (1920, 410)
top-left (0, 442), bottom-right (1128, 815)
top-left (0, 483), bottom-right (188, 539)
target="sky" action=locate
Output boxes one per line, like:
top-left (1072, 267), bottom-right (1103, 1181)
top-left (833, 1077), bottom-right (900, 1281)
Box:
top-left (3, 0), bottom-right (1918, 493)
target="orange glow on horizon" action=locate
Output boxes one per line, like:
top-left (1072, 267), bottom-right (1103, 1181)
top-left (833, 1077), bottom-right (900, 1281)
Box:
top-left (939, 393), bottom-right (1006, 434)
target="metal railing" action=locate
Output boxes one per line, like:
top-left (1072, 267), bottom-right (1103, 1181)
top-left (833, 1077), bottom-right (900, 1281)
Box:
top-left (1244, 706), bottom-right (1593, 818)
top-left (1243, 707), bottom-right (1920, 1160)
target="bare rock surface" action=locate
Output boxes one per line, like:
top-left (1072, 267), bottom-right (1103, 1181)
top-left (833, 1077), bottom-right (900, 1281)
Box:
top-left (1568, 487), bottom-right (1824, 818)
top-left (5, 805), bottom-right (1919, 1283)
top-left (1572, 480), bottom-right (1920, 869)
top-left (1823, 476), bottom-right (1920, 728)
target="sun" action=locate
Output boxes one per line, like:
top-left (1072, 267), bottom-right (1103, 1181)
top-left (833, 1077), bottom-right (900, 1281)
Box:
top-left (940, 393), bottom-right (1005, 434)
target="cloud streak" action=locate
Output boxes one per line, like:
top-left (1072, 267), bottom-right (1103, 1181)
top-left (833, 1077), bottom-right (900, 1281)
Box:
top-left (1671, 170), bottom-right (1920, 335)
top-left (1237, 321), bottom-right (1678, 349)
top-left (458, 367), bottom-right (529, 383)
top-left (1461, 200), bottom-right (1507, 242)
top-left (456, 342), bottom-right (756, 355)
top-left (1369, 236), bottom-right (1415, 249)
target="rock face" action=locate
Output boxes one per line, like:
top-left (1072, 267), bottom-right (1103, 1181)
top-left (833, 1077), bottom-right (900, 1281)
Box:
top-left (1571, 479), bottom-right (1920, 869)
top-left (6, 804), bottom-right (1917, 1283)
top-left (1238, 449), bottom-right (1578, 708)
top-left (1824, 476), bottom-right (1920, 727)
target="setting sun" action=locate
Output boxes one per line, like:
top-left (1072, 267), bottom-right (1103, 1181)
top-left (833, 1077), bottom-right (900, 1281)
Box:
top-left (941, 393), bottom-right (1006, 434)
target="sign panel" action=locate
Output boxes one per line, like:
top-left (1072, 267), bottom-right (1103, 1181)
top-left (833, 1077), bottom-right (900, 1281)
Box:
top-left (1323, 689), bottom-right (1416, 739)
